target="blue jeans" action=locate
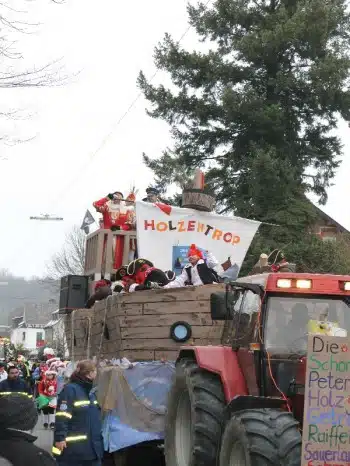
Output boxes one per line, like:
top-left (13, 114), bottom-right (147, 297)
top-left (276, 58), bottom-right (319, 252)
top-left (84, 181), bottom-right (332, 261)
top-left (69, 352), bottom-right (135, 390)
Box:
top-left (57, 461), bottom-right (101, 466)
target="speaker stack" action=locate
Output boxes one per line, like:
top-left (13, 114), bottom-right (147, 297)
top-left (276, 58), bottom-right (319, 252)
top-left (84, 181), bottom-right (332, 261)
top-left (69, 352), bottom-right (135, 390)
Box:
top-left (59, 275), bottom-right (89, 314)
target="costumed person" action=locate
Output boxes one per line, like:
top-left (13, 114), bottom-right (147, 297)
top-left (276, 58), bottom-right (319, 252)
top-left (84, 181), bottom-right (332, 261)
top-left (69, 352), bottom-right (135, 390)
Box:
top-left (53, 360), bottom-right (103, 466)
top-left (0, 393), bottom-right (57, 466)
top-left (124, 189), bottom-right (137, 230)
top-left (54, 362), bottom-right (67, 395)
top-left (126, 259), bottom-right (171, 292)
top-left (124, 189), bottom-right (138, 262)
top-left (142, 187), bottom-right (160, 203)
top-left (0, 366), bottom-right (32, 396)
top-left (44, 347), bottom-right (56, 361)
top-left (85, 279), bottom-right (112, 309)
top-left (37, 369), bottom-right (58, 430)
top-left (93, 191), bottom-right (131, 270)
top-left (165, 244), bottom-right (220, 288)
top-left (33, 361), bottom-right (48, 382)
top-left (46, 357), bottom-right (61, 370)
top-left (32, 362), bottom-right (43, 398)
top-left (113, 266), bottom-right (135, 293)
top-left (93, 191), bottom-right (125, 230)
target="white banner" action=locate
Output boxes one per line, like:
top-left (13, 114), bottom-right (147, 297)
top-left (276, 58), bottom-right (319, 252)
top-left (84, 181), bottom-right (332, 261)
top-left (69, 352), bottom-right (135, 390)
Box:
top-left (135, 201), bottom-right (261, 277)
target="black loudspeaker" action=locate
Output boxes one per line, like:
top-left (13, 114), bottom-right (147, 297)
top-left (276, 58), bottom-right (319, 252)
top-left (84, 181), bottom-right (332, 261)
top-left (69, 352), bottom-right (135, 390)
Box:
top-left (59, 275), bottom-right (89, 313)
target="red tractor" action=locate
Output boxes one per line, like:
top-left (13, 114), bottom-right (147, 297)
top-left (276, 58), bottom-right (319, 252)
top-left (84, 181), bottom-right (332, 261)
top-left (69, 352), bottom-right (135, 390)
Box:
top-left (164, 272), bottom-right (350, 466)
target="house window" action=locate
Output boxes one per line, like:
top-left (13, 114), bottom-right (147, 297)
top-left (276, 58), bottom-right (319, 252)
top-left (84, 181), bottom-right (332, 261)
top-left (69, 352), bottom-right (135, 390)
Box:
top-left (36, 332), bottom-right (43, 342)
top-left (22, 332), bottom-right (26, 341)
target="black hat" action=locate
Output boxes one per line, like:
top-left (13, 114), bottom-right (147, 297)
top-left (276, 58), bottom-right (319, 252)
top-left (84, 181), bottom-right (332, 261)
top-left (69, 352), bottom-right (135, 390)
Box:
top-left (146, 187), bottom-right (159, 195)
top-left (165, 270), bottom-right (176, 282)
top-left (127, 258), bottom-right (154, 276)
top-left (113, 191), bottom-right (124, 197)
top-left (146, 269), bottom-right (169, 286)
top-left (0, 394), bottom-right (38, 431)
top-left (115, 265), bottom-right (128, 281)
top-left (113, 284), bottom-right (124, 293)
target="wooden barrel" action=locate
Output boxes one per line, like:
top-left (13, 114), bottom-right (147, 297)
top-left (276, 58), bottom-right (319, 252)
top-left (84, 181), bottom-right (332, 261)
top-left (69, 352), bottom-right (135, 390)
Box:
top-left (182, 189), bottom-right (215, 212)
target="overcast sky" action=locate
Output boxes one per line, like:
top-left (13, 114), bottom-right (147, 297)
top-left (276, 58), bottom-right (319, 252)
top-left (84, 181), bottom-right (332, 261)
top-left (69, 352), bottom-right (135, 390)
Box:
top-left (0, 0), bottom-right (349, 278)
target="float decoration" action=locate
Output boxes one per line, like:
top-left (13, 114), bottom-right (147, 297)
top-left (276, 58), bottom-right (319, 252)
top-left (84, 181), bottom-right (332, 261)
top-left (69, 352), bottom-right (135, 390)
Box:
top-left (181, 169), bottom-right (215, 212)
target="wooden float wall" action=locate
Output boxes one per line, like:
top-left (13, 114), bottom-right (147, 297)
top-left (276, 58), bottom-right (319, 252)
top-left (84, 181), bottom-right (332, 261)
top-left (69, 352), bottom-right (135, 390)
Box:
top-left (65, 284), bottom-right (226, 362)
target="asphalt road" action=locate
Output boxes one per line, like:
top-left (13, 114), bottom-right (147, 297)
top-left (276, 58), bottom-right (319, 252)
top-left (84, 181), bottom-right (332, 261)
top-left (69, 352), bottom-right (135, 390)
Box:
top-left (33, 422), bottom-right (53, 452)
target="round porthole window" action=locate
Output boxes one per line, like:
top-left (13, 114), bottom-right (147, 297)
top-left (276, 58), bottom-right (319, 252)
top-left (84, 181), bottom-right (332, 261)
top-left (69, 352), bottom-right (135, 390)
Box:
top-left (170, 321), bottom-right (192, 343)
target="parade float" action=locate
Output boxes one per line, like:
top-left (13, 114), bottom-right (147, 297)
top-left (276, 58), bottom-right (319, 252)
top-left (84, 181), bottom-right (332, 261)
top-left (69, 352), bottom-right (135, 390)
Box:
top-left (61, 170), bottom-right (261, 363)
top-left (58, 171), bottom-right (263, 464)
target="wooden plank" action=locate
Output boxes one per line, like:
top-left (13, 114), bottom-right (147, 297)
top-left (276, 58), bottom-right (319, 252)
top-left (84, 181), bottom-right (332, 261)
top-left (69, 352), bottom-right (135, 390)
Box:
top-left (105, 327), bottom-right (118, 341)
top-left (115, 303), bottom-right (143, 316)
top-left (118, 284), bottom-right (224, 304)
top-left (74, 329), bottom-right (85, 338)
top-left (154, 350), bottom-right (178, 361)
top-left (143, 300), bottom-right (210, 315)
top-left (74, 309), bottom-right (93, 319)
top-left (91, 325), bottom-right (102, 336)
top-left (121, 325), bottom-right (223, 340)
top-left (119, 312), bottom-right (216, 328)
top-left (123, 338), bottom-right (189, 350)
top-left (122, 337), bottom-right (222, 351)
top-left (121, 350), bottom-right (155, 361)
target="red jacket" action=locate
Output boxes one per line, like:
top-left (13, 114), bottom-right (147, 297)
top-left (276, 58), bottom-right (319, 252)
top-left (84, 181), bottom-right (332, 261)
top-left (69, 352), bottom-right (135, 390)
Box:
top-left (38, 378), bottom-right (57, 397)
top-left (93, 197), bottom-right (127, 230)
top-left (39, 364), bottom-right (48, 379)
top-left (94, 279), bottom-right (111, 291)
top-left (134, 265), bottom-right (157, 285)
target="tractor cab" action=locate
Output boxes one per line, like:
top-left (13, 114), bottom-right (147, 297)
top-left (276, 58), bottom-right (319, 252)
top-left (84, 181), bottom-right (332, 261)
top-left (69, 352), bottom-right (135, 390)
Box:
top-left (162, 271), bottom-right (350, 466)
top-left (211, 272), bottom-right (350, 424)
top-left (163, 258), bottom-right (350, 466)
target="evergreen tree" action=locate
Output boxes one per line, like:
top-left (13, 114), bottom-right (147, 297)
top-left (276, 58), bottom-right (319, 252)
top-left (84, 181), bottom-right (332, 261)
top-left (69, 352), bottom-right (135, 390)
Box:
top-left (240, 232), bottom-right (350, 276)
top-left (139, 0), bottom-right (350, 228)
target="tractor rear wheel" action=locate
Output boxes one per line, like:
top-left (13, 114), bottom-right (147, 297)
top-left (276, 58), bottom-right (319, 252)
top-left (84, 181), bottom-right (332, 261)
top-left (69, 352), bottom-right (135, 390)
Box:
top-left (219, 408), bottom-right (301, 466)
top-left (165, 358), bottom-right (225, 466)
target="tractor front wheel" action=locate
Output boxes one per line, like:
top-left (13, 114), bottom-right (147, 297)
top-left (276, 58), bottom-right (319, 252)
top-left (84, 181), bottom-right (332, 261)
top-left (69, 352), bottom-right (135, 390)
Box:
top-left (219, 408), bottom-right (301, 466)
top-left (165, 358), bottom-right (225, 466)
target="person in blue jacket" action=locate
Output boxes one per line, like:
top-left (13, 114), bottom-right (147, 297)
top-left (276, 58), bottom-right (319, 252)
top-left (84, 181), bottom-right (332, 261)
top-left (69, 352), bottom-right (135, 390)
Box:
top-left (52, 360), bottom-right (103, 466)
top-left (0, 366), bottom-right (32, 398)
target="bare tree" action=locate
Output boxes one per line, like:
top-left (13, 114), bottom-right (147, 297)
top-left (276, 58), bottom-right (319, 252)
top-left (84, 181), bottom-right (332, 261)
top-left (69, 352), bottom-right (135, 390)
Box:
top-left (52, 323), bottom-right (68, 357)
top-left (0, 0), bottom-right (68, 151)
top-left (46, 225), bottom-right (86, 281)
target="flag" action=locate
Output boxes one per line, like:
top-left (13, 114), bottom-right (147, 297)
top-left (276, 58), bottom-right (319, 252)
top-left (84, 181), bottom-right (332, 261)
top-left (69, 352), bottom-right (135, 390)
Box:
top-left (80, 210), bottom-right (95, 234)
top-left (135, 201), bottom-right (261, 273)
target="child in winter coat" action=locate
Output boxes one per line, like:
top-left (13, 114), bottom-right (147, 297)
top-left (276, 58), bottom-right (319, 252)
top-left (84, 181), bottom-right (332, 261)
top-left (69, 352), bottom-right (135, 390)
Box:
top-left (37, 370), bottom-right (58, 430)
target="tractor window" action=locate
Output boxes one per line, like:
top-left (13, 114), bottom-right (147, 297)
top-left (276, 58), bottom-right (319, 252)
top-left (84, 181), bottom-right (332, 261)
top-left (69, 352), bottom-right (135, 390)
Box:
top-left (231, 290), bottom-right (260, 347)
top-left (265, 295), bottom-right (350, 355)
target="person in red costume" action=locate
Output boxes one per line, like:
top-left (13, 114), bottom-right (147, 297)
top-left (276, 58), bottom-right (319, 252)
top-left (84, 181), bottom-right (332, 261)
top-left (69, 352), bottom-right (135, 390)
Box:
top-left (85, 279), bottom-right (112, 308)
top-left (126, 259), bottom-right (170, 292)
top-left (124, 191), bottom-right (136, 230)
top-left (124, 191), bottom-right (137, 262)
top-left (43, 347), bottom-right (56, 361)
top-left (93, 191), bottom-right (126, 231)
top-left (93, 191), bottom-right (137, 269)
top-left (38, 370), bottom-right (58, 430)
